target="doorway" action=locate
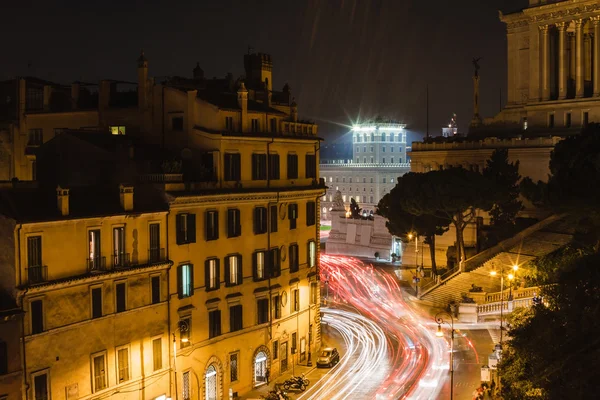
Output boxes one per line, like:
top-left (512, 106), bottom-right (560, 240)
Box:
top-left (254, 351), bottom-right (268, 386)
top-left (280, 342), bottom-right (288, 372)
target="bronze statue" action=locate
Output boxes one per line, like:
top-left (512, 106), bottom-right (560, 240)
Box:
top-left (472, 57), bottom-right (482, 77)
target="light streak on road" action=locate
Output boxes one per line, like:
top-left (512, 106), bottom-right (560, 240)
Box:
top-left (318, 255), bottom-right (450, 399)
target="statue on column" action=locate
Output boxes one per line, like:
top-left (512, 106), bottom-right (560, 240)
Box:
top-left (470, 57), bottom-right (483, 128)
top-left (331, 190), bottom-right (345, 211)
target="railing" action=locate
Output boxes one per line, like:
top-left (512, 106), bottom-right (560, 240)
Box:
top-left (419, 265), bottom-right (461, 294)
top-left (411, 136), bottom-right (563, 151)
top-left (477, 297), bottom-right (536, 316)
top-left (87, 256), bottom-right (107, 273)
top-left (148, 248), bottom-right (167, 264)
top-left (26, 265), bottom-right (48, 284)
top-left (320, 162), bottom-right (411, 169)
top-left (113, 253), bottom-right (131, 269)
top-left (138, 174), bottom-right (183, 183)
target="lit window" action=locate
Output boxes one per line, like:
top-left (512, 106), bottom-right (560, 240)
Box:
top-left (110, 126), bottom-right (126, 135)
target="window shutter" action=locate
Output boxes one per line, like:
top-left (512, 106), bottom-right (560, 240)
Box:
top-left (237, 256), bottom-right (243, 285)
top-left (224, 256), bottom-right (231, 286)
top-left (205, 260), bottom-right (211, 290)
top-left (176, 215), bottom-right (183, 244)
top-left (216, 259), bottom-right (221, 290)
top-left (253, 209), bottom-right (258, 234)
top-left (236, 210), bottom-right (242, 236)
top-left (188, 214), bottom-right (196, 243)
top-left (189, 264), bottom-right (194, 296)
top-left (214, 212), bottom-right (219, 240)
top-left (252, 252), bottom-right (258, 281)
top-left (177, 265), bottom-right (183, 298)
top-left (227, 210), bottom-right (233, 237)
top-left (216, 310), bottom-right (222, 336)
top-left (205, 212), bottom-right (210, 240)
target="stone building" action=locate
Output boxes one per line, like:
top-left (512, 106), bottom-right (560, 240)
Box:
top-left (0, 50), bottom-right (323, 400)
top-left (320, 120), bottom-right (410, 220)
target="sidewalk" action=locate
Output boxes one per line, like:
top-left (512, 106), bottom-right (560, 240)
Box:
top-left (240, 326), bottom-right (346, 399)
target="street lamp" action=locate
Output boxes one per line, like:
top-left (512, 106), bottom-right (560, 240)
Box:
top-left (172, 320), bottom-right (190, 400)
top-left (434, 311), bottom-right (455, 399)
top-left (489, 264), bottom-right (515, 345)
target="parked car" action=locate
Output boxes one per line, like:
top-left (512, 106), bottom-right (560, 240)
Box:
top-left (316, 347), bottom-right (340, 368)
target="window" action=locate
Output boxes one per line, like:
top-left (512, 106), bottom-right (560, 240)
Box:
top-left (382, 146), bottom-right (386, 152)
top-left (289, 244), bottom-right (299, 273)
top-left (27, 129), bottom-right (43, 146)
top-left (117, 347), bottom-right (130, 383)
top-left (112, 227), bottom-right (126, 267)
top-left (383, 177), bottom-right (387, 183)
top-left (291, 289), bottom-right (299, 312)
top-left (31, 300), bottom-right (43, 334)
top-left (273, 295), bottom-right (281, 319)
top-left (116, 282), bottom-right (126, 313)
top-left (391, 146), bottom-right (394, 152)
top-left (180, 318), bottom-right (191, 347)
top-left (287, 154), bottom-right (298, 179)
top-left (269, 248), bottom-right (281, 278)
top-left (205, 211), bottom-right (219, 241)
top-left (391, 157), bottom-right (394, 163)
top-left (356, 147), bottom-right (359, 153)
top-left (225, 254), bottom-right (242, 286)
top-left (253, 251), bottom-right (266, 281)
top-left (208, 310), bottom-right (221, 338)
top-left (390, 133), bottom-right (395, 141)
top-left (225, 116), bottom-right (234, 131)
top-left (224, 153), bottom-right (241, 181)
top-left (172, 116), bottom-right (183, 131)
top-left (292, 332), bottom-right (297, 353)
top-left (370, 157), bottom-right (374, 163)
top-left (308, 241), bottom-right (317, 268)
top-left (370, 196), bottom-right (374, 203)
top-left (230, 305), bottom-right (243, 332)
top-left (566, 112), bottom-right (572, 128)
top-left (152, 338), bottom-right (162, 371)
top-left (288, 203), bottom-right (298, 229)
top-left (306, 201), bottom-right (316, 226)
top-left (268, 154), bottom-right (280, 179)
top-left (205, 258), bottom-right (220, 291)
top-left (381, 133), bottom-right (386, 142)
top-left (370, 133), bottom-right (374, 142)
top-left (151, 276), bottom-right (161, 304)
top-left (92, 287), bottom-right (103, 319)
top-left (257, 298), bottom-right (269, 324)
top-left (363, 156), bottom-right (366, 163)
top-left (149, 223), bottom-right (161, 262)
top-left (227, 209), bottom-right (241, 237)
top-left (252, 154), bottom-right (267, 180)
top-left (251, 118), bottom-right (259, 132)
top-left (254, 207), bottom-right (268, 234)
top-left (270, 118), bottom-right (277, 133)
top-left (183, 371), bottom-right (190, 400)
top-left (370, 146), bottom-right (374, 152)
top-left (26, 87), bottom-right (43, 111)
top-left (110, 126), bottom-right (126, 135)
top-left (523, 117), bottom-right (528, 130)
top-left (270, 205), bottom-right (278, 233)
top-left (310, 282), bottom-right (318, 304)
top-left (548, 113), bottom-right (555, 128)
top-left (92, 353), bottom-right (107, 392)
top-left (33, 371), bottom-right (49, 400)
top-left (355, 157), bottom-right (359, 163)
top-left (0, 340), bottom-right (6, 374)
top-left (583, 111), bottom-right (589, 127)
top-left (230, 353), bottom-right (239, 382)
top-left (88, 229), bottom-right (102, 271)
top-left (27, 236), bottom-right (43, 283)
top-left (382, 157), bottom-right (386, 163)
top-left (305, 154), bottom-right (317, 178)
top-left (177, 264), bottom-right (194, 299)
top-left (176, 214), bottom-right (196, 245)
top-left (273, 340), bottom-right (279, 360)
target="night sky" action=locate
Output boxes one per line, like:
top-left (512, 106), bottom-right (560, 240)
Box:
top-left (1, 0), bottom-right (525, 142)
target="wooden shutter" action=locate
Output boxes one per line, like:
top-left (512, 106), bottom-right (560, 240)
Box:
top-left (189, 264), bottom-right (194, 296)
top-left (177, 265), bottom-right (183, 299)
top-left (214, 212), bottom-right (219, 240)
top-left (252, 252), bottom-right (258, 281)
top-left (237, 255), bottom-right (243, 285)
top-left (224, 256), bottom-right (231, 286)
top-left (215, 259), bottom-right (220, 289)
top-left (188, 214), bottom-right (196, 243)
top-left (176, 215), bottom-right (184, 244)
top-left (205, 259), bottom-right (211, 290)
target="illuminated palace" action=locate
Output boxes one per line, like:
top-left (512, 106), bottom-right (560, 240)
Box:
top-left (319, 120), bottom-right (410, 220)
top-left (0, 51), bottom-right (324, 400)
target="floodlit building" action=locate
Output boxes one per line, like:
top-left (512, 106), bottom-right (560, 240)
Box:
top-left (320, 120), bottom-right (411, 220)
top-left (0, 50), bottom-right (324, 400)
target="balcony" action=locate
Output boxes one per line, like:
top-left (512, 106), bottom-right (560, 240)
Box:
top-left (148, 248), bottom-right (166, 264)
top-left (112, 253), bottom-right (131, 269)
top-left (87, 256), bottom-right (107, 273)
top-left (26, 265), bottom-right (48, 284)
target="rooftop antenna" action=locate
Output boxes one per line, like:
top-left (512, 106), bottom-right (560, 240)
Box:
top-left (426, 84), bottom-right (429, 139)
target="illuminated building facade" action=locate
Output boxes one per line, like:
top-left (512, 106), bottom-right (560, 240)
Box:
top-left (320, 121), bottom-right (410, 220)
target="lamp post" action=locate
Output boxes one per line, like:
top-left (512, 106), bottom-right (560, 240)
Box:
top-left (172, 320), bottom-right (189, 400)
top-left (489, 264), bottom-right (516, 345)
top-left (435, 311), bottom-right (455, 399)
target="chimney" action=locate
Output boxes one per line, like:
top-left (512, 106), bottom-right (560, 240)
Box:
top-left (56, 186), bottom-right (70, 216)
top-left (137, 51), bottom-right (149, 111)
top-left (237, 82), bottom-right (248, 132)
top-left (119, 184), bottom-right (134, 211)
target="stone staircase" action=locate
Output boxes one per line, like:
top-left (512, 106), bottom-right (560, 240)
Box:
top-left (418, 215), bottom-right (573, 307)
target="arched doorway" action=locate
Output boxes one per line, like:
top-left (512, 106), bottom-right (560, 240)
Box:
top-left (254, 351), bottom-right (268, 386)
top-left (205, 364), bottom-right (217, 400)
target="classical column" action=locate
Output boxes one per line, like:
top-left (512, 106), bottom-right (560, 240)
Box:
top-left (575, 19), bottom-right (585, 98)
top-left (593, 17), bottom-right (600, 96)
top-left (569, 32), bottom-right (576, 81)
top-left (539, 24), bottom-right (550, 101)
top-left (557, 22), bottom-right (568, 99)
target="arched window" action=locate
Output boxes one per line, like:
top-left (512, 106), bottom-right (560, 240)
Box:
top-left (381, 133), bottom-right (386, 142)
top-left (254, 351), bottom-right (268, 386)
top-left (390, 133), bottom-right (395, 142)
top-left (205, 364), bottom-right (218, 400)
top-left (370, 133), bottom-right (374, 142)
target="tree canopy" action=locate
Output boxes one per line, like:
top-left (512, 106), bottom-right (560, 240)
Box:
top-left (483, 149), bottom-right (522, 226)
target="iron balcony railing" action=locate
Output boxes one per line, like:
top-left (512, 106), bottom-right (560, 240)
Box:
top-left (113, 253), bottom-right (131, 269)
top-left (87, 256), bottom-right (107, 273)
top-left (148, 248), bottom-right (166, 264)
top-left (26, 265), bottom-right (48, 284)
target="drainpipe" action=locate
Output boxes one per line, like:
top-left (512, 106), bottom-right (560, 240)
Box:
top-left (16, 223), bottom-right (30, 400)
top-left (266, 136), bottom-right (276, 340)
top-left (166, 210), bottom-right (173, 398)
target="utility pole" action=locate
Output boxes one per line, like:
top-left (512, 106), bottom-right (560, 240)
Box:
top-left (426, 84), bottom-right (429, 139)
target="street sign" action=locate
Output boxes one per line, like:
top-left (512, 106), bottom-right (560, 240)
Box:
top-left (481, 366), bottom-right (491, 382)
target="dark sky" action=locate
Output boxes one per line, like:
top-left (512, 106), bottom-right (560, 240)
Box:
top-left (1, 0), bottom-right (525, 142)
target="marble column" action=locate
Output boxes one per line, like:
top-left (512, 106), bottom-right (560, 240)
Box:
top-left (593, 17), bottom-right (600, 96)
top-left (540, 25), bottom-right (550, 101)
top-left (569, 32), bottom-right (576, 81)
top-left (575, 19), bottom-right (585, 98)
top-left (557, 22), bottom-right (568, 99)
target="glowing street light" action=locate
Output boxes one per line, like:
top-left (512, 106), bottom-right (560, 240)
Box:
top-left (434, 311), bottom-right (455, 399)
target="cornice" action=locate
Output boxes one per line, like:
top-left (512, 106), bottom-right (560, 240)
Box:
top-left (169, 188), bottom-right (325, 206)
top-left (502, 1), bottom-right (600, 29)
